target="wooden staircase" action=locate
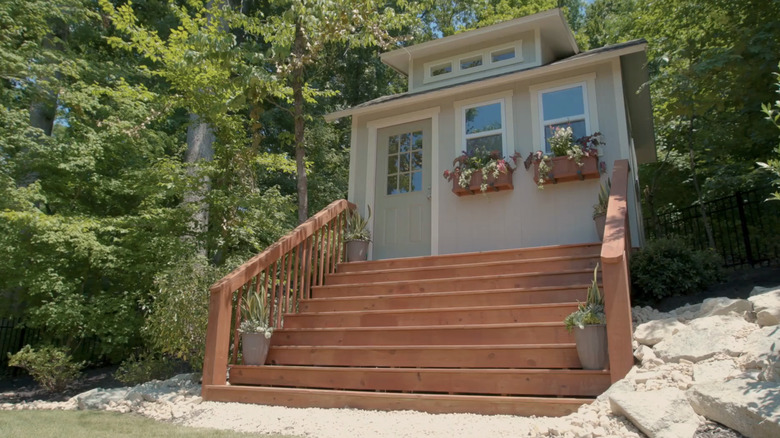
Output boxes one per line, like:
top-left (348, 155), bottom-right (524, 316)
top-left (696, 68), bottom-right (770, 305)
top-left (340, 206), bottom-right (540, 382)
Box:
top-left (204, 243), bottom-right (613, 416)
top-left (202, 160), bottom-right (635, 417)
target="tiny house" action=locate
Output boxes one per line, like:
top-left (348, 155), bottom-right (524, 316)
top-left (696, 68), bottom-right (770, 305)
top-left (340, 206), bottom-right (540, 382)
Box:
top-left (326, 8), bottom-right (654, 260)
top-left (202, 8), bottom-right (651, 415)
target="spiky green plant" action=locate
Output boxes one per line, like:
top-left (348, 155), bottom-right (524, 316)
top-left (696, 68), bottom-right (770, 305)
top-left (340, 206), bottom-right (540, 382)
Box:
top-left (564, 264), bottom-right (606, 332)
top-left (239, 288), bottom-right (273, 339)
top-left (345, 206), bottom-right (371, 241)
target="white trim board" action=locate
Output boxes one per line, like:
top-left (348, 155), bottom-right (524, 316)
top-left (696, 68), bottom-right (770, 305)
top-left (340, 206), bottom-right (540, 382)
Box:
top-left (365, 107), bottom-right (441, 259)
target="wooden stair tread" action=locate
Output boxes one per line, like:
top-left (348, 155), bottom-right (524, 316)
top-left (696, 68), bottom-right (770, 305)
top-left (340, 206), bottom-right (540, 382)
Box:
top-left (289, 302), bottom-right (578, 316)
top-left (327, 254), bottom-right (598, 279)
top-left (228, 365), bottom-right (610, 397)
top-left (276, 321), bottom-right (565, 332)
top-left (203, 385), bottom-right (593, 416)
top-left (303, 284), bottom-right (592, 303)
top-left (267, 343), bottom-right (583, 368)
top-left (337, 242), bottom-right (601, 273)
top-left (315, 268), bottom-right (597, 291)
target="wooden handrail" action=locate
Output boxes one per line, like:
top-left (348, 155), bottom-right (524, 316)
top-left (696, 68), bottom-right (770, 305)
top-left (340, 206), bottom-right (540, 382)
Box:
top-left (202, 199), bottom-right (355, 388)
top-left (600, 160), bottom-right (634, 383)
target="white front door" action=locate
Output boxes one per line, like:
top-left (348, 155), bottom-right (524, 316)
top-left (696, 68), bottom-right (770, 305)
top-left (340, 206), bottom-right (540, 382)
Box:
top-left (373, 120), bottom-right (432, 259)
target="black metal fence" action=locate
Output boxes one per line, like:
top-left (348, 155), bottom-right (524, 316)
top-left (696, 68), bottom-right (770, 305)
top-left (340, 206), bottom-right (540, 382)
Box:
top-left (0, 318), bottom-right (104, 377)
top-left (645, 187), bottom-right (780, 268)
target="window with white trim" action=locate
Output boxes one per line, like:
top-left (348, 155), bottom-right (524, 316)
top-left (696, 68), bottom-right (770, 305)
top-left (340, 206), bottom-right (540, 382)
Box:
top-left (538, 82), bottom-right (590, 152)
top-left (423, 42), bottom-right (523, 84)
top-left (462, 100), bottom-right (506, 155)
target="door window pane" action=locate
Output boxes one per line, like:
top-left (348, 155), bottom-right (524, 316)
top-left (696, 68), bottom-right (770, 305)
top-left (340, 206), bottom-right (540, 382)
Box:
top-left (465, 103), bottom-right (502, 134)
top-left (412, 131), bottom-right (423, 150)
top-left (411, 171), bottom-right (422, 192)
top-left (386, 130), bottom-right (424, 195)
top-left (387, 175), bottom-right (398, 195)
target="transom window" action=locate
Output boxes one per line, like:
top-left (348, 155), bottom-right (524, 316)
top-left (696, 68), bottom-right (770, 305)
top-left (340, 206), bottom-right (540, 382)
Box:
top-left (539, 83), bottom-right (589, 151)
top-left (423, 42), bottom-right (523, 84)
top-left (463, 100), bottom-right (505, 155)
top-left (386, 131), bottom-right (423, 195)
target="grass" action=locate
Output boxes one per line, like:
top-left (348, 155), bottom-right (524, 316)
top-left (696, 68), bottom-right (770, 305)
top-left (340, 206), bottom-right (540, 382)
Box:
top-left (0, 410), bottom-right (300, 438)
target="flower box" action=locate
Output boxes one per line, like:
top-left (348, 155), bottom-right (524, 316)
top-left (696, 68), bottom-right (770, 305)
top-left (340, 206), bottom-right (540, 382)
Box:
top-left (533, 155), bottom-right (599, 186)
top-left (452, 168), bottom-right (514, 196)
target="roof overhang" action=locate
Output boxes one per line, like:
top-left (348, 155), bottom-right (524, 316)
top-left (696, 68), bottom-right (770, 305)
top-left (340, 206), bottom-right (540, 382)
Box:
top-left (621, 50), bottom-right (656, 164)
top-left (380, 8), bottom-right (578, 77)
top-left (326, 40), bottom-right (648, 122)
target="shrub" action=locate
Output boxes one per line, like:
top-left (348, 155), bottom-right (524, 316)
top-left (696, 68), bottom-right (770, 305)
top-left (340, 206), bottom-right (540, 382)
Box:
top-left (630, 237), bottom-right (724, 304)
top-left (114, 353), bottom-right (179, 385)
top-left (7, 345), bottom-right (84, 391)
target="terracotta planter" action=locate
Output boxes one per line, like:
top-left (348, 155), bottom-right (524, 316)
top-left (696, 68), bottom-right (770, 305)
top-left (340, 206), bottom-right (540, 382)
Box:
top-left (532, 155), bottom-right (599, 186)
top-left (346, 240), bottom-right (369, 261)
top-left (451, 168), bottom-right (514, 196)
top-left (594, 213), bottom-right (606, 241)
top-left (574, 324), bottom-right (609, 370)
top-left (241, 332), bottom-right (271, 365)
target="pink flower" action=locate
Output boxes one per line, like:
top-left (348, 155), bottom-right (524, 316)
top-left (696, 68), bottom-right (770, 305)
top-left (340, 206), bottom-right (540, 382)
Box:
top-left (497, 161), bottom-right (506, 172)
top-left (443, 170), bottom-right (450, 179)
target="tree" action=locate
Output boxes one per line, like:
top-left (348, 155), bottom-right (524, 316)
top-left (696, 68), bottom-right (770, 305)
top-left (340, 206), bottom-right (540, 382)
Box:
top-left (258, 0), bottom-right (418, 223)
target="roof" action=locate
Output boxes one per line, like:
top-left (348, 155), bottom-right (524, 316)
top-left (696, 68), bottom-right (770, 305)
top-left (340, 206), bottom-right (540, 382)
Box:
top-left (380, 9), bottom-right (578, 76)
top-left (326, 39), bottom-right (649, 122)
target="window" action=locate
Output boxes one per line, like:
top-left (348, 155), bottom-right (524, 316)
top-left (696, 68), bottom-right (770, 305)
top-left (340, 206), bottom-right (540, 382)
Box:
top-left (422, 42), bottom-right (523, 84)
top-left (463, 101), bottom-right (504, 155)
top-left (538, 83), bottom-right (589, 151)
top-left (386, 131), bottom-right (423, 195)
top-left (460, 55), bottom-right (483, 70)
top-left (491, 47), bottom-right (515, 63)
top-left (430, 62), bottom-right (452, 77)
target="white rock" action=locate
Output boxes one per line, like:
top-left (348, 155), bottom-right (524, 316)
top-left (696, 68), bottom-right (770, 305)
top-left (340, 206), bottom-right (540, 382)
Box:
top-left (653, 315), bottom-right (755, 363)
top-left (749, 285), bottom-right (780, 297)
top-left (634, 318), bottom-right (686, 346)
top-left (609, 388), bottom-right (700, 438)
top-left (696, 297), bottom-right (752, 318)
top-left (749, 288), bottom-right (780, 327)
top-left (692, 359), bottom-right (740, 383)
top-left (687, 378), bottom-right (780, 438)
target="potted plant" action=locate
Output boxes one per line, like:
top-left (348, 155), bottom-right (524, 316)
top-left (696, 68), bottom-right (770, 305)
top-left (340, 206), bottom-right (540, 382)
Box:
top-left (564, 264), bottom-right (609, 370)
top-left (443, 147), bottom-right (521, 196)
top-left (524, 127), bottom-right (604, 189)
top-left (345, 206), bottom-right (371, 261)
top-left (239, 288), bottom-right (274, 366)
top-left (593, 179), bottom-right (611, 241)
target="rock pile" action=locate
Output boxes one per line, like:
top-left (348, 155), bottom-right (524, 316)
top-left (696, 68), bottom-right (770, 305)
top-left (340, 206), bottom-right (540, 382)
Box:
top-left (2, 286), bottom-right (778, 438)
top-left (610, 285), bottom-right (780, 438)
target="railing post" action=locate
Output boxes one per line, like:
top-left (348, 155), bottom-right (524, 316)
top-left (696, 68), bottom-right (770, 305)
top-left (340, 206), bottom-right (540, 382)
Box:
top-left (202, 287), bottom-right (233, 388)
top-left (601, 160), bottom-right (634, 383)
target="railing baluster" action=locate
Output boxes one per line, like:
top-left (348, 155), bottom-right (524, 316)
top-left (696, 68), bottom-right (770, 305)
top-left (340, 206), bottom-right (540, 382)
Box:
top-left (231, 282), bottom-right (248, 365)
top-left (284, 251), bottom-right (294, 318)
top-left (311, 230), bottom-right (321, 288)
top-left (333, 214), bottom-right (342, 271)
top-left (292, 244), bottom-right (301, 307)
top-left (320, 221), bottom-right (331, 284)
top-left (305, 236), bottom-right (314, 299)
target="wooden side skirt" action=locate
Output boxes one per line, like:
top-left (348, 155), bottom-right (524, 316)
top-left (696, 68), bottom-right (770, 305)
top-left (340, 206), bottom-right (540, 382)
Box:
top-left (202, 385), bottom-right (592, 417)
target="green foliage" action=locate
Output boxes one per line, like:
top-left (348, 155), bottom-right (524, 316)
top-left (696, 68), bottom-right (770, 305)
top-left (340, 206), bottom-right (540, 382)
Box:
top-left (345, 206), bottom-right (372, 242)
top-left (759, 63), bottom-right (780, 201)
top-left (593, 179), bottom-right (610, 219)
top-left (141, 256), bottom-right (231, 372)
top-left (239, 288), bottom-right (273, 338)
top-left (564, 264), bottom-right (606, 332)
top-left (114, 353), bottom-right (179, 386)
top-left (7, 345), bottom-right (84, 392)
top-left (630, 237), bottom-right (724, 304)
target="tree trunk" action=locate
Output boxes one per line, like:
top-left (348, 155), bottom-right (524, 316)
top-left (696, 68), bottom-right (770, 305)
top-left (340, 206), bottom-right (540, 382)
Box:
top-left (292, 18), bottom-right (308, 224)
top-left (185, 114), bottom-right (215, 256)
top-left (687, 111), bottom-right (716, 250)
